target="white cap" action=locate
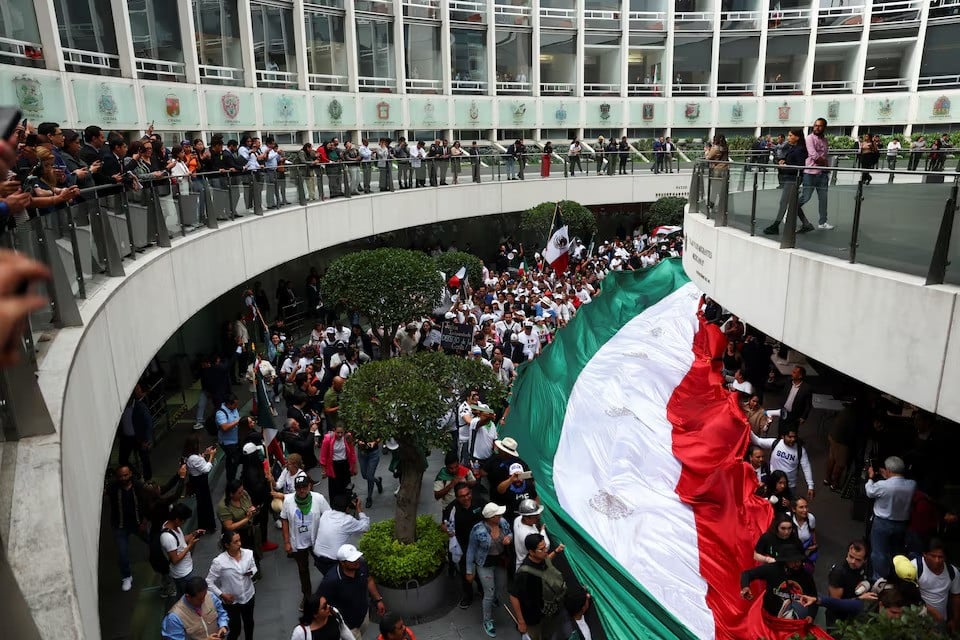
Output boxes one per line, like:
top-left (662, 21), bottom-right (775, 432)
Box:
top-left (523, 320), bottom-right (534, 328)
top-left (336, 544), bottom-right (363, 562)
top-left (242, 442), bottom-right (260, 456)
top-left (508, 462), bottom-right (524, 475)
top-left (482, 503), bottom-right (507, 519)
top-left (471, 346), bottom-right (482, 355)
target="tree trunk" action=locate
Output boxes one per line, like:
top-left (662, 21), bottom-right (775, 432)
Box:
top-left (373, 325), bottom-right (389, 360)
top-left (393, 443), bottom-right (427, 544)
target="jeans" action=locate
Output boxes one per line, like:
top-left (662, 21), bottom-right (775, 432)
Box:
top-left (798, 172), bottom-right (830, 225)
top-left (173, 573), bottom-right (195, 597)
top-left (505, 158), bottom-right (516, 179)
top-left (776, 176), bottom-right (810, 227)
top-left (293, 548), bottom-right (312, 605)
top-left (358, 448), bottom-right (381, 499)
top-left (195, 391), bottom-right (209, 423)
top-left (476, 562), bottom-right (505, 624)
top-left (569, 156), bottom-right (582, 175)
top-left (871, 516), bottom-right (908, 580)
top-left (113, 527), bottom-right (140, 579)
top-left (224, 597), bottom-right (255, 640)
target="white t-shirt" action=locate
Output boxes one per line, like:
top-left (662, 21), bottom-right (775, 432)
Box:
top-left (186, 453), bottom-right (212, 477)
top-left (793, 514), bottom-right (816, 545)
top-left (457, 401), bottom-right (473, 444)
top-left (513, 518), bottom-right (551, 570)
top-left (274, 468), bottom-right (308, 495)
top-left (160, 526), bottom-right (193, 578)
top-left (917, 557), bottom-right (960, 620)
top-left (471, 418), bottom-right (498, 460)
top-left (281, 492), bottom-right (330, 550)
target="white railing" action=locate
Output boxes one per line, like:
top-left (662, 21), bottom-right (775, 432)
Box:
top-left (812, 79), bottom-right (853, 92)
top-left (540, 7), bottom-right (576, 19)
top-left (862, 77), bottom-right (909, 90)
top-left (720, 10), bottom-right (760, 28)
top-left (199, 64), bottom-right (244, 83)
top-left (929, 0), bottom-right (960, 18)
top-left (918, 74), bottom-right (960, 89)
top-left (675, 11), bottom-right (714, 22)
top-left (871, 0), bottom-right (921, 20)
top-left (402, 0), bottom-right (439, 7)
top-left (493, 3), bottom-right (532, 17)
top-left (358, 75), bottom-right (397, 89)
top-left (304, 0), bottom-right (344, 8)
top-left (584, 9), bottom-right (620, 21)
top-left (135, 57), bottom-right (186, 80)
top-left (307, 73), bottom-right (348, 89)
top-left (628, 10), bottom-right (667, 28)
top-left (764, 81), bottom-right (802, 93)
top-left (673, 83), bottom-right (710, 94)
top-left (403, 0), bottom-right (440, 17)
top-left (496, 80), bottom-right (531, 93)
top-left (452, 79), bottom-right (487, 92)
top-left (627, 83), bottom-right (663, 95)
top-left (584, 83), bottom-right (620, 94)
top-left (769, 7), bottom-right (811, 24)
top-left (62, 48), bottom-right (120, 71)
top-left (406, 78), bottom-right (442, 92)
top-left (256, 69), bottom-right (298, 87)
top-left (450, 0), bottom-right (486, 12)
top-left (0, 36), bottom-right (43, 62)
top-left (818, 4), bottom-right (864, 26)
top-left (716, 82), bottom-right (755, 94)
top-left (356, 0), bottom-right (395, 13)
top-left (540, 82), bottom-right (575, 94)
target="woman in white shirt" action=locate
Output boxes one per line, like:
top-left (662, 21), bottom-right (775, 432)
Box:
top-left (271, 454), bottom-right (307, 528)
top-left (792, 497), bottom-right (818, 568)
top-left (207, 531), bottom-right (258, 640)
top-left (182, 434), bottom-right (217, 531)
top-left (169, 146), bottom-right (191, 193)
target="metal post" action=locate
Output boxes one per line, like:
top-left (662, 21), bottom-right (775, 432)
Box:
top-left (251, 172), bottom-right (264, 216)
top-left (0, 343), bottom-right (57, 439)
top-left (92, 194), bottom-right (125, 276)
top-left (32, 218), bottom-right (82, 327)
top-left (926, 180), bottom-right (959, 285)
top-left (829, 155), bottom-right (840, 186)
top-left (120, 189), bottom-right (136, 259)
top-left (750, 170), bottom-right (759, 236)
top-left (717, 170), bottom-right (730, 227)
top-left (174, 182), bottom-right (188, 237)
top-left (688, 164), bottom-right (702, 214)
top-left (849, 177), bottom-right (866, 264)
top-left (343, 164), bottom-right (352, 199)
top-left (294, 166), bottom-right (307, 206)
top-left (780, 177), bottom-right (800, 249)
top-left (150, 187), bottom-right (171, 248)
top-left (65, 206), bottom-right (86, 299)
top-left (203, 176), bottom-right (219, 229)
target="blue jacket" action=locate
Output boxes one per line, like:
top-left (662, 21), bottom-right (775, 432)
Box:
top-left (465, 517), bottom-right (512, 571)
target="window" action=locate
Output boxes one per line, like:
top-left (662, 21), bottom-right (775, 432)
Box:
top-left (306, 11), bottom-right (348, 85)
top-left (540, 33), bottom-right (577, 90)
top-left (56, 0), bottom-right (119, 75)
top-left (128, 0), bottom-right (184, 63)
top-left (194, 0), bottom-right (244, 84)
top-left (405, 23), bottom-right (442, 89)
top-left (356, 18), bottom-right (396, 88)
top-left (451, 28), bottom-right (487, 91)
top-left (495, 30), bottom-right (532, 88)
top-left (251, 2), bottom-right (298, 86)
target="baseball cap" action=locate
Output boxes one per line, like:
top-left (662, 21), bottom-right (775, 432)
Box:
top-left (523, 320), bottom-right (534, 328)
top-left (337, 544), bottom-right (363, 562)
top-left (508, 462), bottom-right (524, 475)
top-left (481, 503), bottom-right (507, 519)
top-left (471, 346), bottom-right (482, 355)
top-left (325, 327), bottom-right (336, 335)
top-left (294, 475), bottom-right (312, 488)
top-left (242, 442), bottom-right (260, 456)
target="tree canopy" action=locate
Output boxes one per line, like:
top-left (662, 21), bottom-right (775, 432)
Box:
top-left (646, 196), bottom-right (687, 232)
top-left (321, 248), bottom-right (444, 337)
top-left (520, 200), bottom-right (597, 245)
top-left (433, 250), bottom-right (484, 289)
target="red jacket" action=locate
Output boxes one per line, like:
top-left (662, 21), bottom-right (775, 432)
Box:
top-left (319, 432), bottom-right (357, 478)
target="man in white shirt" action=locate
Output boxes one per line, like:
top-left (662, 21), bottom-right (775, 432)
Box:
top-left (161, 503), bottom-right (204, 597)
top-left (513, 499), bottom-right (551, 571)
top-left (865, 456), bottom-right (916, 580)
top-left (725, 369), bottom-right (754, 398)
top-left (313, 493), bottom-right (371, 576)
top-left (750, 428), bottom-right (814, 499)
top-left (468, 404), bottom-right (499, 464)
top-left (281, 475), bottom-right (331, 608)
top-left (886, 138), bottom-right (902, 170)
top-left (914, 538), bottom-right (960, 627)
top-left (494, 311), bottom-right (521, 341)
top-left (457, 389), bottom-right (479, 464)
top-left (521, 321), bottom-right (540, 361)
top-left (358, 139), bottom-right (373, 193)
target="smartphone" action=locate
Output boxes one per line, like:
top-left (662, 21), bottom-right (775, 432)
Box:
top-left (518, 471), bottom-right (533, 481)
top-left (0, 107), bottom-right (23, 139)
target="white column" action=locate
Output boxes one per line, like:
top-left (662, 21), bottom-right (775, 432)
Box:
top-left (292, 0), bottom-right (310, 90)
top-left (756, 6), bottom-right (770, 97)
top-left (852, 3), bottom-right (874, 94)
top-left (177, 0), bottom-right (200, 84)
top-left (619, 0), bottom-right (629, 98)
top-left (486, 2), bottom-right (497, 96)
top-left (708, 3), bottom-right (721, 97)
top-left (905, 1), bottom-right (931, 92)
top-left (393, 0), bottom-right (407, 94)
top-left (802, 5), bottom-right (818, 95)
top-left (33, 0), bottom-right (65, 72)
top-left (664, 0), bottom-right (676, 98)
top-left (110, 0), bottom-right (137, 79)
top-left (531, 0), bottom-right (541, 97)
top-left (238, 0), bottom-right (258, 88)
top-left (576, 3), bottom-right (587, 94)
top-left (344, 0), bottom-right (360, 93)
top-left (440, 0), bottom-right (453, 92)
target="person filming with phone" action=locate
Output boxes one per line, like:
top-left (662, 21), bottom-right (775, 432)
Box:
top-left (161, 575), bottom-right (230, 640)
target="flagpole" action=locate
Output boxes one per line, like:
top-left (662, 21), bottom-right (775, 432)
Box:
top-left (545, 201), bottom-right (561, 250)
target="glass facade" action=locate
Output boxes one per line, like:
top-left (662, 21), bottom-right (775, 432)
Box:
top-left (404, 23), bottom-right (442, 91)
top-left (128, 0), bottom-right (184, 63)
top-left (451, 28), bottom-right (487, 92)
top-left (496, 30), bottom-right (532, 91)
top-left (540, 33), bottom-right (577, 93)
top-left (193, 0), bottom-right (244, 84)
top-left (306, 11), bottom-right (348, 88)
top-left (356, 17), bottom-right (396, 89)
top-left (251, 2), bottom-right (298, 87)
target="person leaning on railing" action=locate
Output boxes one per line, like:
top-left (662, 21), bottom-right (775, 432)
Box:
top-left (764, 128), bottom-right (815, 236)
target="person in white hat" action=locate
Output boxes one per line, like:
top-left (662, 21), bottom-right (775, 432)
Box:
top-left (465, 503), bottom-right (514, 637)
top-left (315, 543), bottom-right (387, 639)
top-left (468, 403), bottom-right (499, 465)
top-left (521, 321), bottom-right (540, 361)
top-left (513, 499), bottom-right (550, 571)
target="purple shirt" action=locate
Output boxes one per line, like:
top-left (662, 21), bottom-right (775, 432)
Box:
top-left (804, 133), bottom-right (828, 175)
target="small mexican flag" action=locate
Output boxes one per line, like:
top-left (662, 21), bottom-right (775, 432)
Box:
top-left (518, 260), bottom-right (526, 276)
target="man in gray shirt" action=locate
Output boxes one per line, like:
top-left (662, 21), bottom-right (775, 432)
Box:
top-left (865, 456), bottom-right (916, 580)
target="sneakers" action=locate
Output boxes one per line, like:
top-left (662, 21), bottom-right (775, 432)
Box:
top-left (375, 477), bottom-right (383, 494)
top-left (121, 576), bottom-right (133, 592)
top-left (798, 223), bottom-right (815, 234)
top-left (262, 540), bottom-right (279, 552)
top-left (192, 422), bottom-right (205, 431)
top-left (762, 224), bottom-right (779, 236)
top-left (818, 222), bottom-right (835, 230)
top-left (483, 620), bottom-right (497, 637)
top-left (458, 595), bottom-right (472, 609)
top-left (365, 497), bottom-right (373, 508)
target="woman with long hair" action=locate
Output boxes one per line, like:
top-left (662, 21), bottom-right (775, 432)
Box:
top-left (206, 531), bottom-right (257, 640)
top-left (792, 496), bottom-right (818, 570)
top-left (753, 512), bottom-right (803, 564)
top-left (26, 147), bottom-right (79, 216)
top-left (182, 434), bottom-right (217, 531)
top-left (759, 469), bottom-right (793, 516)
top-left (289, 593), bottom-right (352, 640)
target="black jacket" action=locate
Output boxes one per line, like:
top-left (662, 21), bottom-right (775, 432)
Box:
top-left (740, 562), bottom-right (818, 620)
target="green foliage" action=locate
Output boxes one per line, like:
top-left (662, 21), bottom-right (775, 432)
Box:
top-left (633, 138), bottom-right (653, 152)
top-left (416, 351), bottom-right (508, 414)
top-left (358, 515), bottom-right (448, 588)
top-left (826, 135), bottom-right (858, 153)
top-left (520, 200), bottom-right (598, 243)
top-left (321, 248), bottom-right (444, 334)
top-left (788, 606), bottom-right (960, 640)
top-left (727, 136), bottom-right (755, 152)
top-left (646, 196), bottom-right (688, 232)
top-left (433, 251), bottom-right (484, 288)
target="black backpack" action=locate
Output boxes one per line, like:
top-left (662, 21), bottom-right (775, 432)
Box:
top-left (204, 408), bottom-right (226, 438)
top-left (771, 437), bottom-right (803, 465)
top-left (911, 553), bottom-right (957, 581)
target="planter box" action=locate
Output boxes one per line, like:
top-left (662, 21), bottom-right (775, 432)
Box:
top-left (377, 568), bottom-right (453, 620)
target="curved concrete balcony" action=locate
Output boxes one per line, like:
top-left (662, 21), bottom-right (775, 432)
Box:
top-left (5, 169), bottom-right (689, 640)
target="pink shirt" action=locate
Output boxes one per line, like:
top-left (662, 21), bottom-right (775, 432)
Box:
top-left (804, 133), bottom-right (828, 175)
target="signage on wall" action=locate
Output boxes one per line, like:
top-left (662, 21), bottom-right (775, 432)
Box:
top-left (642, 103), bottom-right (654, 121)
top-left (276, 95), bottom-right (295, 122)
top-left (97, 83), bottom-right (118, 122)
top-left (328, 98), bottom-right (343, 123)
top-left (221, 92), bottom-right (240, 120)
top-left (932, 96), bottom-right (951, 118)
top-left (600, 103), bottom-right (611, 120)
top-left (423, 99), bottom-right (435, 124)
top-left (15, 76), bottom-right (44, 119)
top-left (827, 100), bottom-right (839, 120)
top-left (165, 94), bottom-right (181, 122)
top-left (875, 98), bottom-right (894, 120)
top-left (731, 102), bottom-right (743, 123)
top-left (684, 103), bottom-right (700, 121)
top-left (777, 101), bottom-right (791, 121)
top-left (376, 100), bottom-right (390, 120)
top-left (469, 100), bottom-right (479, 121)
top-left (512, 102), bottom-right (527, 123)
top-left (555, 103), bottom-right (567, 124)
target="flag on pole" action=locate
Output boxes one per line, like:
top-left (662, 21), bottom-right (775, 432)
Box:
top-left (504, 259), bottom-right (832, 640)
top-left (542, 203), bottom-right (571, 275)
top-left (518, 260), bottom-right (526, 277)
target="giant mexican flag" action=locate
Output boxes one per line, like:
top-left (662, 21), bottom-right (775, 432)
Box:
top-left (506, 259), bottom-right (829, 640)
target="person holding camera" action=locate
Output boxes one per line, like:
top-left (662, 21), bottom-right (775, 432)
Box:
top-left (205, 531), bottom-right (257, 640)
top-left (866, 456), bottom-right (916, 581)
top-left (182, 434), bottom-right (218, 532)
top-left (313, 493), bottom-right (371, 577)
top-left (282, 475), bottom-right (331, 611)
top-left (218, 480), bottom-right (262, 573)
top-left (161, 502), bottom-right (205, 597)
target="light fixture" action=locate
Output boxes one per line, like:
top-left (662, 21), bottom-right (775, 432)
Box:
top-left (866, 66), bottom-right (876, 71)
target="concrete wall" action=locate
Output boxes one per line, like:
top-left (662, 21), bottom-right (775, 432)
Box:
top-left (683, 210), bottom-right (960, 422)
top-left (16, 173), bottom-right (689, 640)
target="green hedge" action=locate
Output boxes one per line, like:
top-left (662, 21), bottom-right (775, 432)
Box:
top-left (358, 515), bottom-right (448, 589)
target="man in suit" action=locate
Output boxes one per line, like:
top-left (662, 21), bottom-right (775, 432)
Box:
top-left (515, 139), bottom-right (527, 180)
top-left (652, 137), bottom-right (664, 174)
top-left (427, 139), bottom-right (441, 186)
top-left (779, 365), bottom-right (813, 435)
